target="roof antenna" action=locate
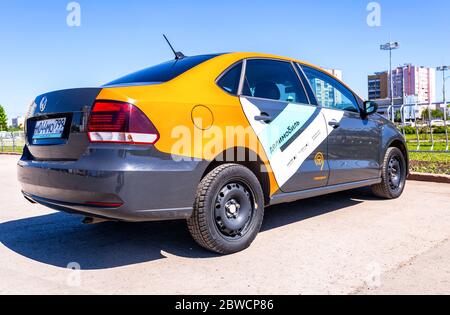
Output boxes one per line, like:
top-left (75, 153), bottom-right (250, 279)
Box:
top-left (163, 34), bottom-right (185, 60)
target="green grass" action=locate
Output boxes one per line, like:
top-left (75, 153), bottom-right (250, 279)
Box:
top-left (407, 142), bottom-right (449, 152)
top-left (409, 152), bottom-right (450, 163)
top-left (405, 133), bottom-right (449, 142)
top-left (406, 140), bottom-right (450, 174)
top-left (0, 146), bottom-right (23, 154)
top-left (409, 159), bottom-right (450, 175)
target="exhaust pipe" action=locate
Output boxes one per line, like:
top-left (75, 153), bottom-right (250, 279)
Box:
top-left (23, 194), bottom-right (37, 204)
top-left (82, 217), bottom-right (111, 225)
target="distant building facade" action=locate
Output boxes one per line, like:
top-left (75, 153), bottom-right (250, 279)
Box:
top-left (11, 116), bottom-right (25, 129)
top-left (368, 72), bottom-right (389, 100)
top-left (393, 65), bottom-right (436, 104)
top-left (368, 65), bottom-right (436, 105)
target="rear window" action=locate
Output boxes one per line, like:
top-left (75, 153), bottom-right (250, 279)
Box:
top-left (217, 62), bottom-right (243, 95)
top-left (105, 54), bottom-right (222, 86)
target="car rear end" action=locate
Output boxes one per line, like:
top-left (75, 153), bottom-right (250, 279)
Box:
top-left (18, 87), bottom-right (201, 222)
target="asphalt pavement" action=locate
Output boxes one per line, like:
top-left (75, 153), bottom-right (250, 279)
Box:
top-left (1, 155), bottom-right (449, 295)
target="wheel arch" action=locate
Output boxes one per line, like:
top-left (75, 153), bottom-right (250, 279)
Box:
top-left (202, 147), bottom-right (271, 206)
top-left (387, 138), bottom-right (410, 174)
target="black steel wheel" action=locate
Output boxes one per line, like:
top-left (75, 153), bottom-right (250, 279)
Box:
top-left (214, 181), bottom-right (256, 239)
top-left (187, 164), bottom-right (264, 254)
top-left (372, 147), bottom-right (407, 199)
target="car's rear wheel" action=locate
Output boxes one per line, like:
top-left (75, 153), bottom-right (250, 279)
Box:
top-left (187, 164), bottom-right (264, 254)
top-left (372, 147), bottom-right (407, 199)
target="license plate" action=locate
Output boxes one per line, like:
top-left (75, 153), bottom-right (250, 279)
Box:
top-left (33, 118), bottom-right (67, 140)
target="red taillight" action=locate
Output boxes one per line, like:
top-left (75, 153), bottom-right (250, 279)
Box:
top-left (88, 101), bottom-right (159, 145)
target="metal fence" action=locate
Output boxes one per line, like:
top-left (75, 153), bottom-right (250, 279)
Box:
top-left (378, 102), bottom-right (449, 153)
top-left (0, 131), bottom-right (26, 153)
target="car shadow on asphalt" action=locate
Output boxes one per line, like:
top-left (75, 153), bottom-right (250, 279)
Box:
top-left (0, 188), bottom-right (375, 270)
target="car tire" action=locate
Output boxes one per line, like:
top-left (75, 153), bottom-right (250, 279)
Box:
top-left (372, 147), bottom-right (407, 199)
top-left (187, 164), bottom-right (265, 254)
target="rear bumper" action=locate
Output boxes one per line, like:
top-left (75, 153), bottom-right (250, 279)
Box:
top-left (17, 146), bottom-right (207, 222)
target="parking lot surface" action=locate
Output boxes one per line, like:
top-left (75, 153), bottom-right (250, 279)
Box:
top-left (1, 155), bottom-right (449, 295)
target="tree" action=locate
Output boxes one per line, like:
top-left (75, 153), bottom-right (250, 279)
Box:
top-left (0, 105), bottom-right (7, 131)
top-left (394, 110), bottom-right (402, 123)
top-left (421, 109), bottom-right (444, 121)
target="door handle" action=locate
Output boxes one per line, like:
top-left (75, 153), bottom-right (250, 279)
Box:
top-left (328, 120), bottom-right (340, 129)
top-left (255, 114), bottom-right (273, 123)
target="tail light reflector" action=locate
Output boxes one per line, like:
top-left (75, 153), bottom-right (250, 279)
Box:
top-left (85, 201), bottom-right (124, 208)
top-left (88, 101), bottom-right (159, 145)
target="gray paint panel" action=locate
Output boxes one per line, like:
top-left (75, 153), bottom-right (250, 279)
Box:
top-left (281, 140), bottom-right (329, 192)
top-left (18, 146), bottom-right (208, 222)
top-left (327, 111), bottom-right (382, 186)
top-left (270, 178), bottom-right (382, 206)
top-left (27, 88), bottom-right (102, 161)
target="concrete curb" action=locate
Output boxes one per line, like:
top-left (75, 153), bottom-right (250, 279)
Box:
top-left (408, 172), bottom-right (450, 184)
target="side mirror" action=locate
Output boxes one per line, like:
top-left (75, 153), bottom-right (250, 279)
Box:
top-left (362, 101), bottom-right (378, 117)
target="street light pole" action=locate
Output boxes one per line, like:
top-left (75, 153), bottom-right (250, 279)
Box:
top-left (390, 48), bottom-right (393, 104)
top-left (437, 66), bottom-right (449, 105)
top-left (446, 75), bottom-right (450, 104)
top-left (381, 41), bottom-right (400, 121)
top-left (437, 66), bottom-right (450, 151)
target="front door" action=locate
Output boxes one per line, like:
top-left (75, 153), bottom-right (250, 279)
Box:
top-left (301, 65), bottom-right (381, 185)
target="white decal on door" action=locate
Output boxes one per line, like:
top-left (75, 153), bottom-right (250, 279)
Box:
top-left (241, 97), bottom-right (344, 187)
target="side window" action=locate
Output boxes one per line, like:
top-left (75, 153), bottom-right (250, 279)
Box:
top-left (301, 65), bottom-right (359, 112)
top-left (243, 59), bottom-right (309, 104)
top-left (217, 62), bottom-right (243, 95)
top-left (295, 64), bottom-right (318, 106)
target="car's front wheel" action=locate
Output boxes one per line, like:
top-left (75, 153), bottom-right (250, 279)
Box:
top-left (187, 164), bottom-right (265, 254)
top-left (372, 147), bottom-right (407, 199)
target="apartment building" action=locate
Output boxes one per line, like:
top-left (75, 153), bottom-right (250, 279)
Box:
top-left (368, 65), bottom-right (436, 104)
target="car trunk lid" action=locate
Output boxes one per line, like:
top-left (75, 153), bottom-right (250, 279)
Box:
top-left (26, 88), bottom-right (102, 161)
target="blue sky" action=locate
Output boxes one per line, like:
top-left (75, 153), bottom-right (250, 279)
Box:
top-left (0, 0), bottom-right (449, 118)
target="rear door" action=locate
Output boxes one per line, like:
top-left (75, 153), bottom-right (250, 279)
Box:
top-left (238, 59), bottom-right (332, 193)
top-left (301, 65), bottom-right (381, 185)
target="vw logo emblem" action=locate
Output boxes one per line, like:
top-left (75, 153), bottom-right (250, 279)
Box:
top-left (40, 97), bottom-right (48, 112)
